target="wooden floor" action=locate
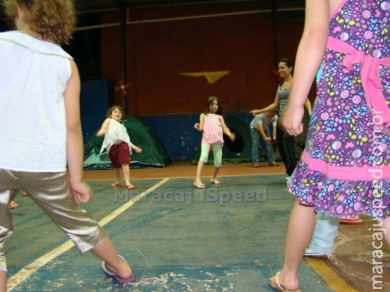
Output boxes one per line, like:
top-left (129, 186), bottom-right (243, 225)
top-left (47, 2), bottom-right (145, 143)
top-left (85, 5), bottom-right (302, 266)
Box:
top-left (83, 161), bottom-right (286, 181)
top-left (84, 162), bottom-right (390, 292)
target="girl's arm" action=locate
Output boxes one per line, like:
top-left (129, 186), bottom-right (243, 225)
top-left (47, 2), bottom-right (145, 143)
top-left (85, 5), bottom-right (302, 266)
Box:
top-left (64, 60), bottom-right (91, 203)
top-left (129, 142), bottom-right (143, 153)
top-left (250, 95), bottom-right (280, 116)
top-left (281, 0), bottom-right (329, 135)
top-left (96, 118), bottom-right (110, 136)
top-left (194, 113), bottom-right (205, 132)
top-left (219, 116), bottom-right (235, 141)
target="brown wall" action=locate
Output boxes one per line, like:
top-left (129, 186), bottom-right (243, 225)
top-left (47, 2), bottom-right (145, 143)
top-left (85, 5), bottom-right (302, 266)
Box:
top-left (100, 3), bottom-right (313, 116)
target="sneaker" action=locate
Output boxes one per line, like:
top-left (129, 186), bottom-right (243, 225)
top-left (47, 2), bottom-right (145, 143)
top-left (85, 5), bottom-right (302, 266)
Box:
top-left (253, 163), bottom-right (260, 168)
top-left (304, 248), bottom-right (330, 257)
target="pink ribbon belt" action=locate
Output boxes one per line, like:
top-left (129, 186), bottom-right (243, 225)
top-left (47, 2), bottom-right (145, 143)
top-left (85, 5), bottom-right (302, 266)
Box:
top-left (327, 37), bottom-right (390, 123)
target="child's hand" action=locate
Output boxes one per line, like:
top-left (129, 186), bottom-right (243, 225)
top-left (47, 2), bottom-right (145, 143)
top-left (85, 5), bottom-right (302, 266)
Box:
top-left (71, 182), bottom-right (92, 203)
top-left (135, 147), bottom-right (143, 153)
top-left (264, 137), bottom-right (272, 142)
top-left (194, 123), bottom-right (200, 129)
top-left (96, 130), bottom-right (103, 137)
top-left (230, 132), bottom-right (236, 142)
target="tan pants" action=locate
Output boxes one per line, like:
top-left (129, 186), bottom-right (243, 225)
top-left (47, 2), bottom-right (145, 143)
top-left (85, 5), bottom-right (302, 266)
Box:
top-left (0, 170), bottom-right (106, 271)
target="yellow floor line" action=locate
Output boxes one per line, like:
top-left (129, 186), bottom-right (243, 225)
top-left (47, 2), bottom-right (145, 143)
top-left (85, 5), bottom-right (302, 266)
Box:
top-left (306, 258), bottom-right (357, 292)
top-left (8, 178), bottom-right (170, 291)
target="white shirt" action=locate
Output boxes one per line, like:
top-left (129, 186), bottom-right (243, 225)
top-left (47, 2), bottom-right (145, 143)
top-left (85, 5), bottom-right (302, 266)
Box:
top-left (100, 119), bottom-right (131, 154)
top-left (0, 31), bottom-right (72, 171)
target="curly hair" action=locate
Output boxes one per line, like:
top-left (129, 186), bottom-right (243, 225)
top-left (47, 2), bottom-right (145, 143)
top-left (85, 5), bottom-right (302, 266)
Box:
top-left (4, 0), bottom-right (76, 45)
top-left (107, 106), bottom-right (125, 118)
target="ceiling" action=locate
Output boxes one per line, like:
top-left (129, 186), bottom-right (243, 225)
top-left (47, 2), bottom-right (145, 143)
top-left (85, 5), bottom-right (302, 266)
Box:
top-left (0, 1), bottom-right (304, 31)
top-left (75, 0), bottom-right (304, 14)
top-left (76, 0), bottom-right (261, 12)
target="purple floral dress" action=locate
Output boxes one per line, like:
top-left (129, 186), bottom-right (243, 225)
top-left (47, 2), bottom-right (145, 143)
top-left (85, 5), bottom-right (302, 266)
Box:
top-left (289, 0), bottom-right (390, 219)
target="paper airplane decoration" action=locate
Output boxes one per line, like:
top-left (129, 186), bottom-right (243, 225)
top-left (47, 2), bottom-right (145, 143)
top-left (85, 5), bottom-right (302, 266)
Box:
top-left (179, 71), bottom-right (230, 84)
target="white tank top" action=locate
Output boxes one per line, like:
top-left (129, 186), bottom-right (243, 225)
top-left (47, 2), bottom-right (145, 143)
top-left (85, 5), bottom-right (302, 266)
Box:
top-left (0, 31), bottom-right (72, 171)
top-left (100, 119), bottom-right (131, 154)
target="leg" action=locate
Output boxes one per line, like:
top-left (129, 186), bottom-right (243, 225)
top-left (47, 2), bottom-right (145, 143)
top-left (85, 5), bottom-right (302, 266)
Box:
top-left (277, 126), bottom-right (288, 174)
top-left (109, 142), bottom-right (130, 187)
top-left (0, 188), bottom-right (18, 264)
top-left (250, 128), bottom-right (260, 166)
top-left (0, 172), bottom-right (23, 291)
top-left (91, 236), bottom-right (132, 279)
top-left (306, 213), bottom-right (340, 256)
top-left (211, 143), bottom-right (223, 183)
top-left (0, 240), bottom-right (7, 292)
top-left (271, 198), bottom-right (316, 290)
top-left (21, 171), bottom-right (133, 280)
top-left (116, 144), bottom-right (132, 188)
top-left (0, 271), bottom-right (5, 292)
top-left (383, 216), bottom-right (390, 246)
top-left (195, 143), bottom-right (211, 187)
top-left (121, 164), bottom-right (131, 186)
top-left (211, 166), bottom-right (221, 183)
top-left (194, 160), bottom-right (206, 187)
top-left (283, 132), bottom-right (297, 176)
top-left (114, 168), bottom-right (123, 185)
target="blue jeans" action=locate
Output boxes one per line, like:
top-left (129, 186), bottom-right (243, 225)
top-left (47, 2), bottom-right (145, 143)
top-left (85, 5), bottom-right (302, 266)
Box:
top-left (308, 213), bottom-right (340, 255)
top-left (250, 127), bottom-right (275, 165)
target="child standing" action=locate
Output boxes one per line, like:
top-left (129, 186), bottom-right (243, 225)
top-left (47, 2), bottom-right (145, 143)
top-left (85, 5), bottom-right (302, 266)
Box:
top-left (0, 1), bottom-right (134, 290)
top-left (193, 96), bottom-right (235, 188)
top-left (97, 106), bottom-right (142, 190)
top-left (271, 0), bottom-right (390, 291)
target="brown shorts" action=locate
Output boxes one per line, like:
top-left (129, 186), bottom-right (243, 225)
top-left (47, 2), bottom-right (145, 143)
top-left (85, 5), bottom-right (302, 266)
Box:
top-left (109, 142), bottom-right (131, 168)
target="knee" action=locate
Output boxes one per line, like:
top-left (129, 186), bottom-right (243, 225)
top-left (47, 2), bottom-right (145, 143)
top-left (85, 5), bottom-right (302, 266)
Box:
top-left (0, 242), bottom-right (6, 272)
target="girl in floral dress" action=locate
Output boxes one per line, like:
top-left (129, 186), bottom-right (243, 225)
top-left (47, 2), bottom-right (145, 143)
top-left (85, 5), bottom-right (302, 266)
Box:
top-left (270, 0), bottom-right (390, 290)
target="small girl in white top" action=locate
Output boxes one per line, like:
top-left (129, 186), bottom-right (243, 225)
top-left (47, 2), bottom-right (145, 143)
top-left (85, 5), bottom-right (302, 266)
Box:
top-left (97, 105), bottom-right (142, 190)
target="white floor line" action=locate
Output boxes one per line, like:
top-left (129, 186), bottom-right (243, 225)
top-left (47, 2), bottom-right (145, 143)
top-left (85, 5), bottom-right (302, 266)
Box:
top-left (8, 178), bottom-right (170, 291)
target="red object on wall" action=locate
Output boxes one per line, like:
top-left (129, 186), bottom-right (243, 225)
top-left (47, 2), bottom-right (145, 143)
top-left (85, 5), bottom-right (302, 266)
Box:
top-left (115, 79), bottom-right (131, 96)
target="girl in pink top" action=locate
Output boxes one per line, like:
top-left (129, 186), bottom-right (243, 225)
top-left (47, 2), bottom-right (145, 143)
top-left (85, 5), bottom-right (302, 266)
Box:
top-left (193, 96), bottom-right (235, 189)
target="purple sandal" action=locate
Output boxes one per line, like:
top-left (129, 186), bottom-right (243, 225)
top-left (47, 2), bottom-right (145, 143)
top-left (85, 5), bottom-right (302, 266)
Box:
top-left (102, 255), bottom-right (135, 284)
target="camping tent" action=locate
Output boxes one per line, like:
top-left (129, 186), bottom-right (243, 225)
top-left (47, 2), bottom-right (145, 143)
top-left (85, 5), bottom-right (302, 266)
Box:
top-left (84, 115), bottom-right (171, 169)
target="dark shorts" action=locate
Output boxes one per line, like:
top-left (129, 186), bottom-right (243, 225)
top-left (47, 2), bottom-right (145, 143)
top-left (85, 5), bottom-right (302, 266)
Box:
top-left (108, 142), bottom-right (131, 169)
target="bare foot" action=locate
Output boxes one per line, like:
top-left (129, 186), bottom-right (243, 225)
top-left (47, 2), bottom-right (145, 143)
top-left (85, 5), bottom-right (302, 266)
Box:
top-left (193, 181), bottom-right (205, 189)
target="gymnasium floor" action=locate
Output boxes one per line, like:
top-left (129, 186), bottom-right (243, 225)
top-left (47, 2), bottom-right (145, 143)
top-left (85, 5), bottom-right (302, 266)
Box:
top-left (4, 163), bottom-right (390, 291)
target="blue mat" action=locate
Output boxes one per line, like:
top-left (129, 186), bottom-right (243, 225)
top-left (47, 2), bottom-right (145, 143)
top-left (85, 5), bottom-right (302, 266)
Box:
top-left (6, 176), bottom-right (333, 291)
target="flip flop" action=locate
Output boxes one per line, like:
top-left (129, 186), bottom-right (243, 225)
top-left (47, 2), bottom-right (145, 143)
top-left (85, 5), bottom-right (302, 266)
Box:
top-left (193, 182), bottom-right (205, 189)
top-left (110, 182), bottom-right (123, 188)
top-left (269, 271), bottom-right (301, 292)
top-left (210, 179), bottom-right (222, 184)
top-left (102, 255), bottom-right (135, 284)
top-left (126, 184), bottom-right (135, 190)
top-left (340, 218), bottom-right (363, 225)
